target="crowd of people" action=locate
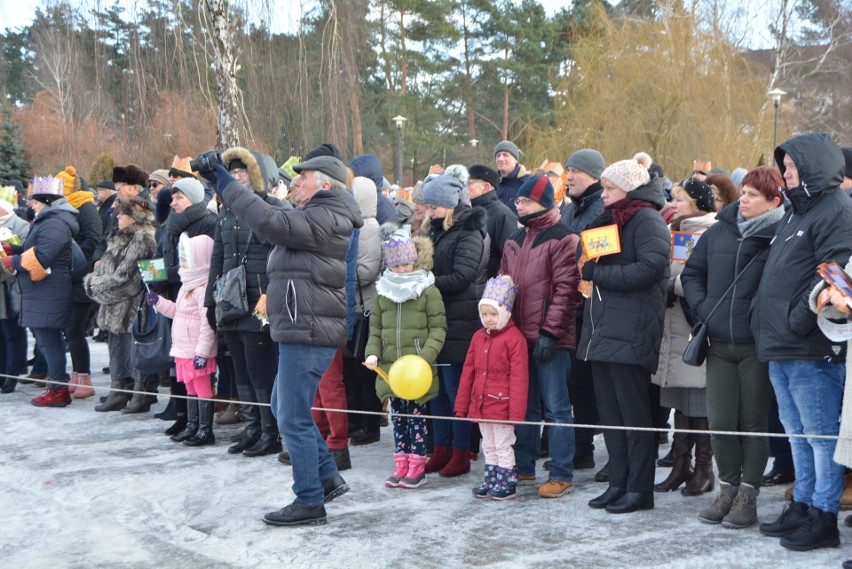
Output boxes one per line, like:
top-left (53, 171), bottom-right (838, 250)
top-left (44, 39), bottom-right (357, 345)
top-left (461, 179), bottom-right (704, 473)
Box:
top-left (2, 133), bottom-right (852, 564)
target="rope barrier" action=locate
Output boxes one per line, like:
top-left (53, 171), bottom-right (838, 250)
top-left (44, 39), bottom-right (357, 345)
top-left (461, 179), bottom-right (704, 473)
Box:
top-left (3, 373), bottom-right (848, 442)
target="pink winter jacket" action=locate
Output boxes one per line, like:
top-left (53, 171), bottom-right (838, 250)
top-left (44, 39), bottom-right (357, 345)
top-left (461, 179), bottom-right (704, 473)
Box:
top-left (155, 285), bottom-right (217, 359)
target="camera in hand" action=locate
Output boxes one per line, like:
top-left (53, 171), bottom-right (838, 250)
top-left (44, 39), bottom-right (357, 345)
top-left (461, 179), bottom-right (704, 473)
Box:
top-left (189, 150), bottom-right (224, 173)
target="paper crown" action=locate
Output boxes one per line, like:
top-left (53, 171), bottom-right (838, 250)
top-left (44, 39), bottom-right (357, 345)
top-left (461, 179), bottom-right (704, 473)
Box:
top-left (0, 186), bottom-right (17, 204)
top-left (382, 231), bottom-right (418, 267)
top-left (481, 276), bottom-right (518, 310)
top-left (33, 177), bottom-right (64, 196)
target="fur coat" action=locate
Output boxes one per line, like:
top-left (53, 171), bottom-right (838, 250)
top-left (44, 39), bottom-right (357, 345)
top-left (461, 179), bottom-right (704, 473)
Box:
top-left (84, 223), bottom-right (157, 333)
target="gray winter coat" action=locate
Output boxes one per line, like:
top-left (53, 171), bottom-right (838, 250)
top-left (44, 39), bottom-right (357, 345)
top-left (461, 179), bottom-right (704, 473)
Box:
top-left (219, 181), bottom-right (364, 346)
top-left (353, 180), bottom-right (382, 312)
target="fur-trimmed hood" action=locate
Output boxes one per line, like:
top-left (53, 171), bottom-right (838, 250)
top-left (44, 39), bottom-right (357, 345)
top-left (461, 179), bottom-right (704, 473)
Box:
top-left (412, 235), bottom-right (433, 272)
top-left (452, 205), bottom-right (487, 236)
top-left (115, 196), bottom-right (155, 226)
top-left (221, 147), bottom-right (279, 194)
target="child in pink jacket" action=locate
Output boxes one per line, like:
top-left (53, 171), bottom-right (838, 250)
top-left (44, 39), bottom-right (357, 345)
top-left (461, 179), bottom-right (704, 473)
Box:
top-left (146, 233), bottom-right (217, 447)
top-left (455, 275), bottom-right (529, 500)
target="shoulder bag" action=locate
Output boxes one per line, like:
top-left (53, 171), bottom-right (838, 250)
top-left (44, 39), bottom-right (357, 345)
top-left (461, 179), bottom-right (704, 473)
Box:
top-left (213, 232), bottom-right (252, 326)
top-left (131, 293), bottom-right (173, 374)
top-left (344, 272), bottom-right (370, 361)
top-left (682, 254), bottom-right (762, 367)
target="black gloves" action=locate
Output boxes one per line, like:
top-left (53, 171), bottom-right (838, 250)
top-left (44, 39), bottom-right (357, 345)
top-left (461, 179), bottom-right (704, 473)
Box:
top-left (206, 305), bottom-right (218, 330)
top-left (581, 261), bottom-right (596, 281)
top-left (533, 333), bottom-right (556, 365)
top-left (205, 163), bottom-right (237, 196)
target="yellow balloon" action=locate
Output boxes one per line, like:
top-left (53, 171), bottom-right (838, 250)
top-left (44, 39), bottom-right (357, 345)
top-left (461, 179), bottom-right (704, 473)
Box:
top-left (387, 355), bottom-right (433, 400)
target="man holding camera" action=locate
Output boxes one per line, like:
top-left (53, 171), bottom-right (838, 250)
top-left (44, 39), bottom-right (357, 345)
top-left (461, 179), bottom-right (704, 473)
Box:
top-left (204, 151), bottom-right (363, 527)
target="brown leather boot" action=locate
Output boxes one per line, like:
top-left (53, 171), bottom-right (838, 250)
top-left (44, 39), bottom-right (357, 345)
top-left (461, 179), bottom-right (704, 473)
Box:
top-left (654, 411), bottom-right (694, 492)
top-left (682, 416), bottom-right (715, 496)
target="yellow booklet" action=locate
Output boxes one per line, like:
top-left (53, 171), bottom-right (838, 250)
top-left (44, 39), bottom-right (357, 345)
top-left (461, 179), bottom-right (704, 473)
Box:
top-left (580, 224), bottom-right (621, 259)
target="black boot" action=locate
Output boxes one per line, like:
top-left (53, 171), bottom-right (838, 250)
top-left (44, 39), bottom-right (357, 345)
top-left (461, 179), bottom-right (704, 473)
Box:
top-left (243, 388), bottom-right (282, 457)
top-left (185, 399), bottom-right (215, 446)
top-left (0, 378), bottom-right (17, 393)
top-left (605, 491), bottom-right (654, 514)
top-left (780, 507), bottom-right (840, 551)
top-left (682, 416), bottom-right (714, 496)
top-left (171, 395), bottom-right (198, 442)
top-left (759, 500), bottom-right (811, 537)
top-left (589, 486), bottom-right (625, 509)
top-left (228, 384), bottom-right (261, 454)
top-left (657, 447), bottom-right (674, 468)
top-left (164, 413), bottom-right (187, 437)
top-left (655, 411), bottom-right (693, 492)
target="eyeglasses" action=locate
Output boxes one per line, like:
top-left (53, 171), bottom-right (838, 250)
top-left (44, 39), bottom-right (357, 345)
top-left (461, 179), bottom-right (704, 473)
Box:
top-left (514, 197), bottom-right (534, 206)
top-left (149, 182), bottom-right (162, 189)
top-left (230, 168), bottom-right (248, 177)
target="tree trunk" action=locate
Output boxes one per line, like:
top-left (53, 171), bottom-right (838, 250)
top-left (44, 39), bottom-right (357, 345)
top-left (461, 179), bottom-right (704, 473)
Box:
top-left (400, 9), bottom-right (408, 96)
top-left (462, 6), bottom-right (476, 140)
top-left (203, 0), bottom-right (242, 149)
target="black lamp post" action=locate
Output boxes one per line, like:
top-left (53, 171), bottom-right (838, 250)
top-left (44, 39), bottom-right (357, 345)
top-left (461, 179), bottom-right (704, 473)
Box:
top-left (392, 115), bottom-right (407, 185)
top-left (768, 88), bottom-right (786, 164)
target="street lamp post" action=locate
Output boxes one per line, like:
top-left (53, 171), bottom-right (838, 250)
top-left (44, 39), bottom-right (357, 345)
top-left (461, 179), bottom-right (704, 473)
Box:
top-left (768, 88), bottom-right (786, 165)
top-left (392, 115), bottom-right (407, 185)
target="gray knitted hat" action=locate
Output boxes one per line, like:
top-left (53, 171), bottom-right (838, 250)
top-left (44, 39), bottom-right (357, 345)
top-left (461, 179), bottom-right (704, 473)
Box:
top-left (421, 173), bottom-right (464, 209)
top-left (565, 149), bottom-right (606, 180)
top-left (172, 178), bottom-right (205, 205)
top-left (494, 140), bottom-right (521, 161)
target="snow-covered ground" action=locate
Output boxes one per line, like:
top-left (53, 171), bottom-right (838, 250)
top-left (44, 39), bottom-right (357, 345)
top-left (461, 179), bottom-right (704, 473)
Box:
top-left (0, 340), bottom-right (846, 568)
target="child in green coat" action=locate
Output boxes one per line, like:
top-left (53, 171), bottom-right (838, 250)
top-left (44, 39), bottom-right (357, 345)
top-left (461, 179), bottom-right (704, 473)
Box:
top-left (364, 228), bottom-right (446, 488)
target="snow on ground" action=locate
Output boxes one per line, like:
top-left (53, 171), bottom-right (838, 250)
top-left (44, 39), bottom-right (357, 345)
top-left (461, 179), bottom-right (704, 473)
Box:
top-left (0, 340), bottom-right (847, 568)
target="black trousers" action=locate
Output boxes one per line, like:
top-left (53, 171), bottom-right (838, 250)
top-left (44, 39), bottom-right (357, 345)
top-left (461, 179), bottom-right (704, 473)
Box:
top-left (64, 302), bottom-right (91, 374)
top-left (569, 351), bottom-right (598, 457)
top-left (591, 362), bottom-right (656, 493)
top-left (221, 330), bottom-right (277, 401)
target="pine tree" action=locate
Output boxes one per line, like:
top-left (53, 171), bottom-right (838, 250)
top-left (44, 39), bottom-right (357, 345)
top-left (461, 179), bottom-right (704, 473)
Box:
top-left (0, 103), bottom-right (31, 183)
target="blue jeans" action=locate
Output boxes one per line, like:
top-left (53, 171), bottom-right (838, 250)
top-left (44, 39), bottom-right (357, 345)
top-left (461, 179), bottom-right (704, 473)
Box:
top-left (515, 348), bottom-right (575, 482)
top-left (430, 364), bottom-right (471, 450)
top-left (275, 343), bottom-right (338, 508)
top-left (30, 328), bottom-right (68, 384)
top-left (769, 359), bottom-right (845, 513)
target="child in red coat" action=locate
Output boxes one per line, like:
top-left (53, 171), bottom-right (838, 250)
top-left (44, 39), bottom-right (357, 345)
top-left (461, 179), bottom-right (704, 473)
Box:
top-left (455, 276), bottom-right (529, 500)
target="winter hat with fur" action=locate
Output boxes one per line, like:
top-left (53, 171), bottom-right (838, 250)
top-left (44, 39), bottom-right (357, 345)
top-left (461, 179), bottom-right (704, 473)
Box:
top-left (113, 165), bottom-right (149, 187)
top-left (172, 178), bottom-right (206, 205)
top-left (444, 164), bottom-right (471, 206)
top-left (601, 153), bottom-right (651, 193)
top-left (54, 166), bottom-right (79, 197)
top-left (421, 172), bottom-right (465, 209)
top-left (479, 275), bottom-right (518, 331)
top-left (468, 165), bottom-right (499, 189)
top-left (114, 196), bottom-right (155, 226)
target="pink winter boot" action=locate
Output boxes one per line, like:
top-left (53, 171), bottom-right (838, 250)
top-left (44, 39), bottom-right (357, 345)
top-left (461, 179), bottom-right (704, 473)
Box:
top-left (385, 452), bottom-right (409, 488)
top-left (67, 371), bottom-right (79, 394)
top-left (399, 454), bottom-right (428, 489)
top-left (72, 373), bottom-right (95, 399)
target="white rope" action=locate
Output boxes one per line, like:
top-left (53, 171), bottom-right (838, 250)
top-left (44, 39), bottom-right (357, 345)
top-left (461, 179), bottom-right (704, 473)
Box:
top-left (5, 373), bottom-right (847, 442)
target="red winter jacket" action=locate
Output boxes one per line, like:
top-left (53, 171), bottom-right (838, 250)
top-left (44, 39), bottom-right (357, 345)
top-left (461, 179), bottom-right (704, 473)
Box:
top-left (454, 321), bottom-right (529, 423)
top-left (499, 208), bottom-right (582, 350)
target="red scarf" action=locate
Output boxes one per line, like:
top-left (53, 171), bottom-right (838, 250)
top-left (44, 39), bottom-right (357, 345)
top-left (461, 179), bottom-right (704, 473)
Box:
top-left (604, 199), bottom-right (657, 231)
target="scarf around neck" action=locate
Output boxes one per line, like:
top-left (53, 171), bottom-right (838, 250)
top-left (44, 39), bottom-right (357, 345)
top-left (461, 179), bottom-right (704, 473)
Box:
top-left (178, 265), bottom-right (209, 294)
top-left (737, 204), bottom-right (786, 238)
top-left (376, 269), bottom-right (435, 303)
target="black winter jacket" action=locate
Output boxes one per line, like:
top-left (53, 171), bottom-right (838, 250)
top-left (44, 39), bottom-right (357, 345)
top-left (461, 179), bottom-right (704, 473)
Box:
top-left (560, 182), bottom-right (604, 234)
top-left (753, 132), bottom-right (852, 361)
top-left (219, 182), bottom-right (363, 346)
top-left (155, 202), bottom-right (217, 300)
top-left (12, 200), bottom-right (79, 329)
top-left (681, 202), bottom-right (781, 345)
top-left (429, 206), bottom-right (487, 363)
top-left (496, 164), bottom-right (528, 215)
top-left (69, 198), bottom-right (103, 304)
top-left (578, 178), bottom-right (670, 373)
top-left (472, 191), bottom-right (517, 278)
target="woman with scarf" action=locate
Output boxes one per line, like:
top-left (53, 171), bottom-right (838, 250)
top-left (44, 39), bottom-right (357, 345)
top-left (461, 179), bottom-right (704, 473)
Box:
top-left (578, 155), bottom-right (670, 514)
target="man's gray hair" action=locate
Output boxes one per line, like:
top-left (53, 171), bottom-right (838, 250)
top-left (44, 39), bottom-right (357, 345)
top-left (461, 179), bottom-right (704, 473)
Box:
top-left (314, 171), bottom-right (346, 191)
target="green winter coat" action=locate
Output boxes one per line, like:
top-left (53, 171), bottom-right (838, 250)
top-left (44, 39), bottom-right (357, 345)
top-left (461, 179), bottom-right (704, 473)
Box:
top-left (365, 282), bottom-right (446, 405)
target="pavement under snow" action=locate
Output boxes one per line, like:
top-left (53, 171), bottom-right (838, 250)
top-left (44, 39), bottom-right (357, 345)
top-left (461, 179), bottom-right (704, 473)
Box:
top-left (0, 340), bottom-right (847, 568)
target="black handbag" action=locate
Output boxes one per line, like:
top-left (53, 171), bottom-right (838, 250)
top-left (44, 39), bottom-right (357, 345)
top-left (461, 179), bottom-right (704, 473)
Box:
top-left (131, 294), bottom-right (173, 374)
top-left (344, 272), bottom-right (370, 360)
top-left (3, 279), bottom-right (21, 316)
top-left (213, 232), bottom-right (252, 326)
top-left (682, 254), bottom-right (761, 367)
